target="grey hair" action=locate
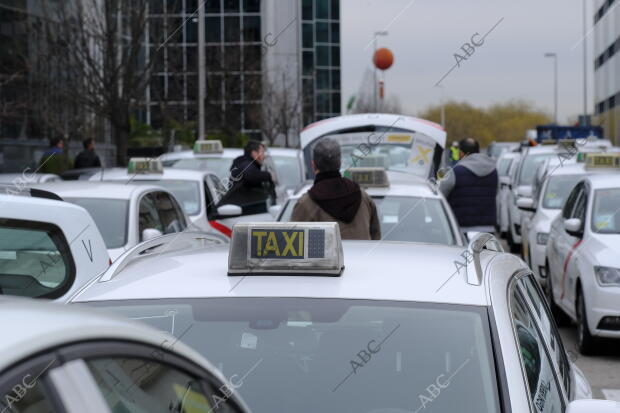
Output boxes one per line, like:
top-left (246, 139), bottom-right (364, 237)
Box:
top-left (313, 138), bottom-right (341, 172)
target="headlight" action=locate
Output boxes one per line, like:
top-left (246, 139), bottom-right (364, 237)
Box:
top-left (536, 232), bottom-right (549, 245)
top-left (594, 266), bottom-right (620, 286)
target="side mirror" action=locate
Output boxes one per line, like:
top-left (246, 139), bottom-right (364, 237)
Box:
top-left (567, 399), bottom-right (620, 413)
top-left (268, 204), bottom-right (282, 218)
top-left (499, 176), bottom-right (510, 187)
top-left (564, 218), bottom-right (583, 237)
top-left (516, 197), bottom-right (536, 212)
top-left (142, 228), bottom-right (163, 241)
top-left (217, 204), bottom-right (243, 217)
top-left (517, 186), bottom-right (532, 198)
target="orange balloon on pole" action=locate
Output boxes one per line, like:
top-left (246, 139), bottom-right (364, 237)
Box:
top-left (373, 48), bottom-right (394, 70)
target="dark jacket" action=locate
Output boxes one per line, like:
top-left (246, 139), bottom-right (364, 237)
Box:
top-left (219, 154), bottom-right (273, 214)
top-left (38, 147), bottom-right (72, 175)
top-left (74, 149), bottom-right (101, 169)
top-left (291, 171), bottom-right (381, 240)
top-left (440, 153), bottom-right (498, 227)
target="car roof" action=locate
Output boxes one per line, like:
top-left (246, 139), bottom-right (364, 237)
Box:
top-left (90, 167), bottom-right (213, 182)
top-left (0, 297), bottom-right (223, 379)
top-left (586, 173), bottom-right (620, 189)
top-left (30, 181), bottom-right (162, 200)
top-left (0, 173), bottom-right (59, 184)
top-left (71, 240), bottom-right (516, 307)
top-left (267, 148), bottom-right (301, 157)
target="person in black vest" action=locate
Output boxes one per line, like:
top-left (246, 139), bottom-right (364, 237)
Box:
top-left (74, 138), bottom-right (102, 169)
top-left (440, 138), bottom-right (498, 232)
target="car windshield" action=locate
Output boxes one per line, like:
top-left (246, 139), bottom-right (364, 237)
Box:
top-left (280, 196), bottom-right (456, 245)
top-left (497, 158), bottom-right (513, 176)
top-left (519, 153), bottom-right (554, 185)
top-left (270, 156), bottom-right (302, 188)
top-left (172, 158), bottom-right (234, 180)
top-left (132, 180), bottom-right (201, 215)
top-left (591, 188), bottom-right (620, 234)
top-left (87, 298), bottom-right (501, 413)
top-left (340, 144), bottom-right (412, 171)
top-left (64, 198), bottom-right (128, 248)
top-left (542, 175), bottom-right (580, 209)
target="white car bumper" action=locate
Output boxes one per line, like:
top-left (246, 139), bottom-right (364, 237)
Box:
top-left (587, 285), bottom-right (620, 338)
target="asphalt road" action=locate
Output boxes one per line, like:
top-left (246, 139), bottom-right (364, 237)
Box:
top-left (497, 236), bottom-right (620, 401)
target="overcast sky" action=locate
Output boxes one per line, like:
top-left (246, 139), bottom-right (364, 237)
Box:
top-left (341, 0), bottom-right (594, 124)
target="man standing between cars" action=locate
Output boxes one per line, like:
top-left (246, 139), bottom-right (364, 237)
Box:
top-left (440, 138), bottom-right (498, 233)
top-left (38, 137), bottom-right (72, 175)
top-left (74, 138), bottom-right (102, 169)
top-left (292, 138), bottom-right (381, 240)
top-left (219, 141), bottom-right (275, 214)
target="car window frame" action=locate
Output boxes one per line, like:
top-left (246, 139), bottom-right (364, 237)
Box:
top-left (0, 352), bottom-right (65, 413)
top-left (137, 192), bottom-right (165, 240)
top-left (57, 340), bottom-right (248, 413)
top-left (152, 190), bottom-right (188, 233)
top-left (0, 218), bottom-right (77, 300)
top-left (562, 182), bottom-right (583, 220)
top-left (516, 274), bottom-right (572, 395)
top-left (508, 276), bottom-right (568, 412)
top-left (570, 183), bottom-right (589, 224)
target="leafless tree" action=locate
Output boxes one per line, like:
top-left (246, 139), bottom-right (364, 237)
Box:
top-left (261, 71), bottom-right (301, 147)
top-left (34, 0), bottom-right (171, 165)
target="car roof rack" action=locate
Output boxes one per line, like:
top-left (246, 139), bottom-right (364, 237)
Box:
top-left (0, 185), bottom-right (63, 201)
top-left (467, 233), bottom-right (504, 285)
top-left (101, 231), bottom-right (228, 282)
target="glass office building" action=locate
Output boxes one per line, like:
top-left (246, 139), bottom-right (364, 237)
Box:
top-left (142, 0), bottom-right (341, 142)
top-left (594, 0), bottom-right (620, 143)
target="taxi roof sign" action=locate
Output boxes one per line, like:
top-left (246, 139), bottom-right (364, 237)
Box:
top-left (193, 140), bottom-right (223, 154)
top-left (128, 158), bottom-right (163, 174)
top-left (228, 222), bottom-right (344, 276)
top-left (344, 167), bottom-right (389, 188)
top-left (585, 153), bottom-right (620, 169)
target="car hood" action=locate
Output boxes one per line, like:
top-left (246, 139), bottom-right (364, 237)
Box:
top-left (534, 208), bottom-right (561, 233)
top-left (588, 234), bottom-right (620, 267)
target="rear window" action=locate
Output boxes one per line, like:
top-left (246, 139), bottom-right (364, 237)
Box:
top-left (65, 198), bottom-right (129, 248)
top-left (0, 218), bottom-right (75, 299)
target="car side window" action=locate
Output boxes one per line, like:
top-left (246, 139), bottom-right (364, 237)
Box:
top-left (511, 290), bottom-right (565, 412)
top-left (0, 218), bottom-right (74, 299)
top-left (86, 357), bottom-right (240, 413)
top-left (562, 184), bottom-right (582, 219)
top-left (0, 356), bottom-right (59, 413)
top-left (518, 276), bottom-right (571, 393)
top-left (152, 192), bottom-right (187, 234)
top-left (571, 187), bottom-right (588, 223)
top-left (139, 194), bottom-right (165, 240)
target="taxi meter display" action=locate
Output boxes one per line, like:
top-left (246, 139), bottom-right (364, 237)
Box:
top-left (228, 222), bottom-right (344, 276)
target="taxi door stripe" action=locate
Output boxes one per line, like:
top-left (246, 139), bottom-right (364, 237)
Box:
top-left (560, 239), bottom-right (583, 300)
top-left (209, 220), bottom-right (232, 237)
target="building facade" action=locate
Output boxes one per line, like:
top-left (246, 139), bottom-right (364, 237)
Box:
top-left (142, 0), bottom-right (341, 146)
top-left (594, 0), bottom-right (620, 143)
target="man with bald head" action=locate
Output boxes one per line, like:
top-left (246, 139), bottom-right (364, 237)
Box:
top-left (440, 138), bottom-right (498, 233)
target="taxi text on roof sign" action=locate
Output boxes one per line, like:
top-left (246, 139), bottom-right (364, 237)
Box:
top-left (344, 167), bottom-right (389, 188)
top-left (194, 140), bottom-right (224, 154)
top-left (128, 158), bottom-right (163, 174)
top-left (228, 222), bottom-right (344, 276)
top-left (585, 153), bottom-right (620, 169)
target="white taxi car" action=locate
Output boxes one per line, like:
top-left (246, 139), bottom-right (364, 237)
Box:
top-left (0, 173), bottom-right (60, 185)
top-left (31, 181), bottom-right (189, 261)
top-left (89, 162), bottom-right (235, 239)
top-left (0, 189), bottom-right (109, 301)
top-left (520, 153), bottom-right (620, 287)
top-left (508, 140), bottom-right (614, 251)
top-left (547, 168), bottom-right (620, 354)
top-left (70, 223), bottom-right (612, 412)
top-left (277, 168), bottom-right (464, 245)
top-left (0, 297), bottom-right (249, 413)
top-left (496, 151), bottom-right (521, 236)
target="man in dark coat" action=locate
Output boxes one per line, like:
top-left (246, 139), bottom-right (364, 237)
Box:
top-left (219, 141), bottom-right (274, 214)
top-left (291, 138), bottom-right (381, 240)
top-left (74, 138), bottom-right (102, 169)
top-left (440, 138), bottom-right (498, 232)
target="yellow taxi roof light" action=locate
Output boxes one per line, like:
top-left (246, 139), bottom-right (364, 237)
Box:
top-left (228, 222), bottom-right (344, 276)
top-left (344, 167), bottom-right (389, 188)
top-left (585, 153), bottom-right (620, 169)
top-left (127, 158), bottom-right (163, 174)
top-left (194, 140), bottom-right (224, 154)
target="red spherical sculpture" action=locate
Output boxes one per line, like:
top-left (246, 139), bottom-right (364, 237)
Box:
top-left (373, 48), bottom-right (394, 70)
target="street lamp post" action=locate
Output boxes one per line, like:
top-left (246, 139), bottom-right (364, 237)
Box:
top-left (544, 52), bottom-right (558, 124)
top-left (582, 0), bottom-right (588, 124)
top-left (197, 2), bottom-right (206, 140)
top-left (373, 31), bottom-right (388, 112)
